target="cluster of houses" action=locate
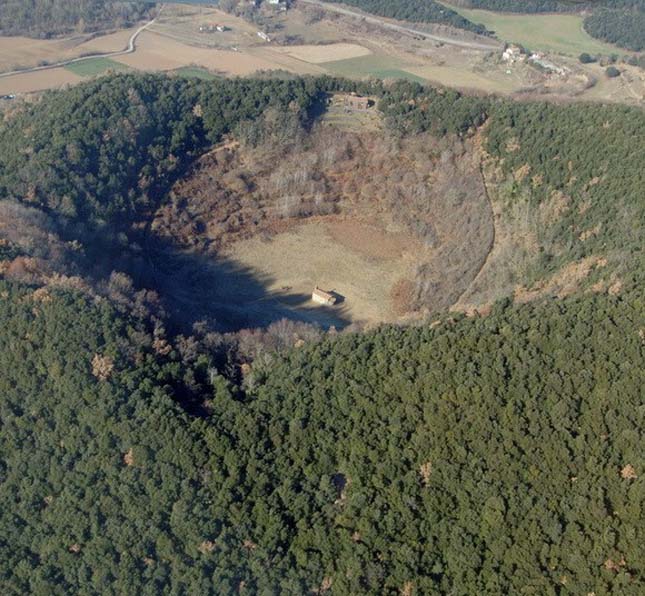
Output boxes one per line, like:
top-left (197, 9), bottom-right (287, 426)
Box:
top-left (502, 44), bottom-right (567, 76)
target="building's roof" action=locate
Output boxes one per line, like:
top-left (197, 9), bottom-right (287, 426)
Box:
top-left (312, 287), bottom-right (336, 302)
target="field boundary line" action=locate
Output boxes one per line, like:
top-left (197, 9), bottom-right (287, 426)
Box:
top-left (0, 7), bottom-right (162, 79)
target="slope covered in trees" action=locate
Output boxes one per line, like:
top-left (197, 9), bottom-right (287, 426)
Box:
top-left (0, 74), bottom-right (323, 226)
top-left (0, 74), bottom-right (644, 593)
top-left (453, 0), bottom-right (645, 51)
top-left (0, 0), bottom-right (154, 38)
top-left (321, 0), bottom-right (490, 35)
top-left (0, 280), bottom-right (642, 593)
top-left (584, 8), bottom-right (645, 52)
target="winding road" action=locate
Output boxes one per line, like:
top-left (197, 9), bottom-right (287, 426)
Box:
top-left (0, 10), bottom-right (161, 80)
top-left (299, 0), bottom-right (501, 51)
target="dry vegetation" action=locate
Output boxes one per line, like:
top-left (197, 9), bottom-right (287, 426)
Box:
top-left (0, 28), bottom-right (136, 73)
top-left (152, 126), bottom-right (494, 326)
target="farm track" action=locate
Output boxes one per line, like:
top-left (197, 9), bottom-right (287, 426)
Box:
top-left (450, 158), bottom-right (497, 311)
top-left (0, 10), bottom-right (161, 79)
top-left (299, 0), bottom-right (502, 51)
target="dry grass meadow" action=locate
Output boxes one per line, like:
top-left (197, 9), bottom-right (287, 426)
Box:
top-left (0, 68), bottom-right (82, 94)
top-left (273, 43), bottom-right (372, 64)
top-left (221, 218), bottom-right (425, 327)
top-left (0, 28), bottom-right (136, 73)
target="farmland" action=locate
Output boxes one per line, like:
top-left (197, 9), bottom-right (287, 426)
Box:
top-left (0, 28), bottom-right (136, 73)
top-left (0, 2), bottom-right (642, 105)
top-left (0, 68), bottom-right (82, 95)
top-left (446, 5), bottom-right (622, 56)
top-left (65, 57), bottom-right (130, 77)
top-left (321, 54), bottom-right (427, 82)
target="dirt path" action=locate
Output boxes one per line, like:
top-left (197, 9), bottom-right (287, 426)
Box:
top-left (299, 0), bottom-right (501, 51)
top-left (0, 10), bottom-right (161, 80)
top-left (450, 158), bottom-right (497, 312)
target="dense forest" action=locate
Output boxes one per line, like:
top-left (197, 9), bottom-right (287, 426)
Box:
top-left (1, 281), bottom-right (642, 593)
top-left (0, 0), bottom-right (154, 38)
top-left (0, 74), bottom-right (644, 592)
top-left (321, 0), bottom-right (490, 35)
top-left (584, 8), bottom-right (645, 52)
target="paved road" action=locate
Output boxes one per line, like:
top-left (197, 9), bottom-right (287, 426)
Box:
top-left (0, 11), bottom-right (160, 80)
top-left (299, 0), bottom-right (501, 51)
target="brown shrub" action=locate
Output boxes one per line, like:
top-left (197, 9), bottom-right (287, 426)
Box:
top-left (92, 354), bottom-right (114, 381)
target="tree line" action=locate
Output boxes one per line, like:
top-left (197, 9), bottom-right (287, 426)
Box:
top-left (0, 278), bottom-right (642, 593)
top-left (0, 0), bottom-right (155, 38)
top-left (584, 8), bottom-right (645, 52)
top-left (321, 0), bottom-right (490, 35)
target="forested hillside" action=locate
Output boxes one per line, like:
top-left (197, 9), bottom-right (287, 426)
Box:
top-left (1, 281), bottom-right (642, 593)
top-left (0, 75), bottom-right (324, 226)
top-left (584, 8), bottom-right (645, 52)
top-left (0, 0), bottom-right (154, 38)
top-left (451, 0), bottom-right (645, 51)
top-left (321, 0), bottom-right (490, 35)
top-left (0, 74), bottom-right (644, 593)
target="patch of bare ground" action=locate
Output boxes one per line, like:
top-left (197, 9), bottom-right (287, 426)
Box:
top-left (0, 29), bottom-right (136, 73)
top-left (0, 68), bottom-right (83, 95)
top-left (152, 127), bottom-right (494, 326)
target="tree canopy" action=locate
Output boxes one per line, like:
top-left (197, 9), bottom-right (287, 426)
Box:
top-left (0, 73), bottom-right (643, 593)
top-left (0, 0), bottom-right (155, 38)
top-left (0, 280), bottom-right (642, 593)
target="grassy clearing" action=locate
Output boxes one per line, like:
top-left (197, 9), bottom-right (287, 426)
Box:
top-left (221, 219), bottom-right (422, 327)
top-left (172, 66), bottom-right (220, 80)
top-left (321, 54), bottom-right (427, 82)
top-left (65, 57), bottom-right (131, 77)
top-left (447, 6), bottom-right (620, 56)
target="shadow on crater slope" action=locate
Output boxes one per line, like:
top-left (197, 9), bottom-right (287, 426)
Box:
top-left (142, 236), bottom-right (352, 332)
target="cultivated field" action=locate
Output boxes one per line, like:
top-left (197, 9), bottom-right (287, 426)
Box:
top-left (321, 53), bottom-right (422, 80)
top-left (274, 43), bottom-right (372, 64)
top-left (65, 57), bottom-right (131, 77)
top-left (448, 6), bottom-right (621, 56)
top-left (113, 30), bottom-right (317, 75)
top-left (405, 63), bottom-right (523, 93)
top-left (220, 218), bottom-right (424, 327)
top-left (0, 29), bottom-right (136, 73)
top-left (0, 3), bottom-right (641, 105)
top-left (0, 68), bottom-right (82, 94)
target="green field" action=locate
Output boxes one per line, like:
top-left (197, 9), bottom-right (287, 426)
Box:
top-left (65, 57), bottom-right (131, 77)
top-left (321, 54), bottom-right (427, 82)
top-left (172, 66), bottom-right (220, 80)
top-left (446, 5), bottom-right (620, 56)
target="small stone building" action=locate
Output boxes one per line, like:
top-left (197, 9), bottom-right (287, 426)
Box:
top-left (343, 95), bottom-right (371, 110)
top-left (312, 287), bottom-right (337, 306)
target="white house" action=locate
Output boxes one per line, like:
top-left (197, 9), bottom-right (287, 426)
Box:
top-left (502, 45), bottom-right (525, 64)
